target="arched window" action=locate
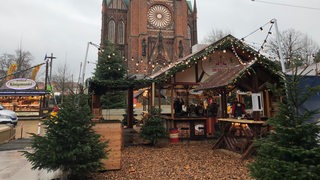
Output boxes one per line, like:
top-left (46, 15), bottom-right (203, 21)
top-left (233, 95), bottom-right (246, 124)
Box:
top-left (108, 20), bottom-right (115, 43)
top-left (187, 25), bottom-right (191, 40)
top-left (118, 21), bottom-right (125, 44)
top-left (109, 0), bottom-right (126, 9)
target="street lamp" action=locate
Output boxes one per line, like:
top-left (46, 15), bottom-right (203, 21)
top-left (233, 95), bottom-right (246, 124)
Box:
top-left (81, 42), bottom-right (100, 86)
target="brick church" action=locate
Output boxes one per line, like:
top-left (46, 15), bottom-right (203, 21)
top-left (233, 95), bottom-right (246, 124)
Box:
top-left (100, 0), bottom-right (198, 76)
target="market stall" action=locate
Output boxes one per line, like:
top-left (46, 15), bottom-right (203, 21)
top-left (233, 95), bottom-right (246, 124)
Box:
top-left (148, 35), bottom-right (281, 141)
top-left (0, 78), bottom-right (50, 118)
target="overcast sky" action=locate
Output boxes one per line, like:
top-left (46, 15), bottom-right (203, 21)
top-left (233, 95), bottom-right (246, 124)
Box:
top-left (0, 0), bottom-right (320, 81)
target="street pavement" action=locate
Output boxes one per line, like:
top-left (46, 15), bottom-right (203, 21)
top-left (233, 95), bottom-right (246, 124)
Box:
top-left (0, 120), bottom-right (64, 180)
top-left (0, 150), bottom-right (64, 180)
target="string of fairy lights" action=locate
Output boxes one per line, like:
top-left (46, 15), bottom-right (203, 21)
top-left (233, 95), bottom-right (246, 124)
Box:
top-left (153, 19), bottom-right (279, 78)
top-left (147, 18), bottom-right (283, 82)
top-left (98, 18), bottom-right (281, 84)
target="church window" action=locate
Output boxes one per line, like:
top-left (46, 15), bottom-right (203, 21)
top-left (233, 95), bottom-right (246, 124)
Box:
top-left (118, 21), bottom-right (125, 44)
top-left (187, 25), bottom-right (191, 39)
top-left (108, 20), bottom-right (115, 43)
top-left (108, 0), bottom-right (126, 10)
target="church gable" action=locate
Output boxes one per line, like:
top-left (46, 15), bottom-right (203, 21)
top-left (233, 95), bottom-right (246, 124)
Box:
top-left (101, 0), bottom-right (198, 75)
top-left (107, 0), bottom-right (128, 10)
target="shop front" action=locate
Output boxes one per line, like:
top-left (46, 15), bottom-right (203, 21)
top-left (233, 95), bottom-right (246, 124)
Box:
top-left (0, 78), bottom-right (50, 118)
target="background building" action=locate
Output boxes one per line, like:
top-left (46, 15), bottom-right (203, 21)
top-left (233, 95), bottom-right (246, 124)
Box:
top-left (100, 0), bottom-right (198, 75)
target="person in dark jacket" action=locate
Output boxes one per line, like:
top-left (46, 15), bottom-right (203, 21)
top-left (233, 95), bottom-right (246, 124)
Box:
top-left (232, 98), bottom-right (246, 118)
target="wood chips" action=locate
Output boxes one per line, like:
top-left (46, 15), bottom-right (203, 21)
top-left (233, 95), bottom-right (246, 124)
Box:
top-left (91, 140), bottom-right (253, 180)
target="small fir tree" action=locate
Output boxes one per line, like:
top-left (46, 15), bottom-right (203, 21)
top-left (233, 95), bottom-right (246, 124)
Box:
top-left (24, 94), bottom-right (108, 179)
top-left (249, 71), bottom-right (320, 179)
top-left (140, 108), bottom-right (167, 146)
top-left (92, 41), bottom-right (127, 109)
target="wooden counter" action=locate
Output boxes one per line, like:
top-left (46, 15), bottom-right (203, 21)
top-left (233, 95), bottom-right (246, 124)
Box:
top-left (161, 115), bottom-right (207, 121)
top-left (161, 115), bottom-right (207, 139)
top-left (218, 118), bottom-right (266, 125)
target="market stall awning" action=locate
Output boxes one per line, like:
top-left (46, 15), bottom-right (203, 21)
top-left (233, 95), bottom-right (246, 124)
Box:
top-left (0, 89), bottom-right (50, 96)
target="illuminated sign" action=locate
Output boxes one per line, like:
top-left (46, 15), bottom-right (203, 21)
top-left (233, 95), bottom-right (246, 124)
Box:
top-left (6, 78), bottom-right (36, 90)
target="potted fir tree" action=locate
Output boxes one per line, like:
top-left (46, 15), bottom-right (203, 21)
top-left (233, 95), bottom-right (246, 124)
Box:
top-left (140, 108), bottom-right (168, 147)
top-left (24, 94), bottom-right (108, 179)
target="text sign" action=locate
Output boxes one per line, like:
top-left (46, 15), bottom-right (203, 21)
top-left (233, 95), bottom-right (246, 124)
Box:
top-left (6, 78), bottom-right (36, 90)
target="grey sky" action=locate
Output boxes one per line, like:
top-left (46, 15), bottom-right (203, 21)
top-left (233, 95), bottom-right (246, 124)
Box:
top-left (0, 0), bottom-right (319, 81)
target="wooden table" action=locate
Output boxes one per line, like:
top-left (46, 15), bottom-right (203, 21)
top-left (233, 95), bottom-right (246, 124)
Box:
top-left (212, 118), bottom-right (268, 159)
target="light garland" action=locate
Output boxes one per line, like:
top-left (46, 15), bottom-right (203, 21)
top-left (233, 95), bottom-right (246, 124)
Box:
top-left (231, 43), bottom-right (247, 66)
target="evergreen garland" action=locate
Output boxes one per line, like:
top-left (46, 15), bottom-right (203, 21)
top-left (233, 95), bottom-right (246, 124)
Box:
top-left (89, 35), bottom-right (279, 92)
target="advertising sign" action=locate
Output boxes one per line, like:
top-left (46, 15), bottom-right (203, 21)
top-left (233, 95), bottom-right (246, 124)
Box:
top-left (6, 78), bottom-right (36, 90)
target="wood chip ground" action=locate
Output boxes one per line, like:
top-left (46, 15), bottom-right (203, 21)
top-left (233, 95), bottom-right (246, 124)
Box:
top-left (91, 140), bottom-right (253, 180)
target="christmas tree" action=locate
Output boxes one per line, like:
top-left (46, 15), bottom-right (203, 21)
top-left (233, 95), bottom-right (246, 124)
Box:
top-left (92, 41), bottom-right (127, 109)
top-left (249, 71), bottom-right (320, 179)
top-left (140, 108), bottom-right (167, 146)
top-left (24, 94), bottom-right (108, 179)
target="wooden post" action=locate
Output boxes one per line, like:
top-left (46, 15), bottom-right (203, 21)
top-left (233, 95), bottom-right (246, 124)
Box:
top-left (91, 94), bottom-right (102, 121)
top-left (43, 59), bottom-right (49, 108)
top-left (158, 87), bottom-right (161, 111)
top-left (220, 89), bottom-right (228, 118)
top-left (265, 90), bottom-right (271, 117)
top-left (127, 88), bottom-right (134, 128)
top-left (151, 82), bottom-right (155, 108)
top-left (170, 85), bottom-right (174, 128)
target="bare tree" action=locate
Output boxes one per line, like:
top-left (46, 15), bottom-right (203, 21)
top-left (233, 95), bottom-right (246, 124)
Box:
top-left (0, 49), bottom-right (33, 86)
top-left (14, 49), bottom-right (33, 78)
top-left (51, 63), bottom-right (74, 103)
top-left (202, 28), bottom-right (232, 44)
top-left (0, 53), bottom-right (15, 76)
top-left (266, 28), bottom-right (319, 68)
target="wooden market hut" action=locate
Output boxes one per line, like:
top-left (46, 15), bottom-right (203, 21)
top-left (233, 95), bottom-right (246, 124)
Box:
top-left (89, 75), bottom-right (153, 128)
top-left (148, 35), bottom-right (281, 139)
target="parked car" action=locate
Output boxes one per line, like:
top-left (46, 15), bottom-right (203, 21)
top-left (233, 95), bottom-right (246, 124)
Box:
top-left (0, 104), bottom-right (18, 126)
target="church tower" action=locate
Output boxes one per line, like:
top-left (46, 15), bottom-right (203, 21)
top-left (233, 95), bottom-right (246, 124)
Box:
top-left (101, 0), bottom-right (198, 75)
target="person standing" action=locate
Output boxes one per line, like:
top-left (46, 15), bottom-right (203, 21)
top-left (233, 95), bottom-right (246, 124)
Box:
top-left (207, 101), bottom-right (219, 135)
top-left (232, 98), bottom-right (246, 118)
top-left (227, 103), bottom-right (232, 117)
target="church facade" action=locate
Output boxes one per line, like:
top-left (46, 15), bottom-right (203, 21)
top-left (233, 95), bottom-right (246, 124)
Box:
top-left (100, 0), bottom-right (198, 75)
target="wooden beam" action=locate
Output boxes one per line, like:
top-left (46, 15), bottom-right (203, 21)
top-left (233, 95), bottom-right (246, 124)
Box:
top-left (158, 87), bottom-right (161, 111)
top-left (127, 88), bottom-right (134, 128)
top-left (220, 89), bottom-right (228, 118)
top-left (265, 90), bottom-right (271, 117)
top-left (170, 85), bottom-right (174, 128)
top-left (151, 82), bottom-right (155, 108)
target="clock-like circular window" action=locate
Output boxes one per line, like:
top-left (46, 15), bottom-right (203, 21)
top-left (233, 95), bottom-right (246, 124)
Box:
top-left (147, 5), bottom-right (172, 29)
